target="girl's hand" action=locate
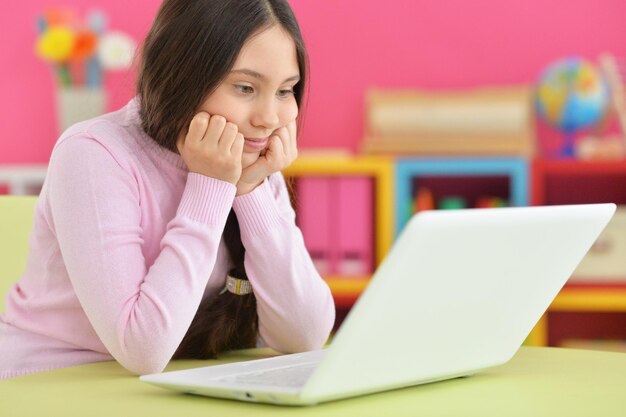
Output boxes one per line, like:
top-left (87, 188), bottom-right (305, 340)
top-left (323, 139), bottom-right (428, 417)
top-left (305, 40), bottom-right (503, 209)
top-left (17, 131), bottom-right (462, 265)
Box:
top-left (236, 120), bottom-right (298, 195)
top-left (177, 113), bottom-right (244, 185)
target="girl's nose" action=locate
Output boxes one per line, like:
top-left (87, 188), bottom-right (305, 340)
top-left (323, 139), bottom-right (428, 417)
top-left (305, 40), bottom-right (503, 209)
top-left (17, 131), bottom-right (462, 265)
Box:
top-left (250, 98), bottom-right (280, 130)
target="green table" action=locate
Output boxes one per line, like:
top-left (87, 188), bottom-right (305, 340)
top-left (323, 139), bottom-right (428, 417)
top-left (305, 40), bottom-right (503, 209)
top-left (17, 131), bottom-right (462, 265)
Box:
top-left (2, 347), bottom-right (625, 416)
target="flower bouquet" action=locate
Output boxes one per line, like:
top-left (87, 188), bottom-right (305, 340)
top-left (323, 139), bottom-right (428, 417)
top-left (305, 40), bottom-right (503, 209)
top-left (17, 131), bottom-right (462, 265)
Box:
top-left (35, 8), bottom-right (136, 132)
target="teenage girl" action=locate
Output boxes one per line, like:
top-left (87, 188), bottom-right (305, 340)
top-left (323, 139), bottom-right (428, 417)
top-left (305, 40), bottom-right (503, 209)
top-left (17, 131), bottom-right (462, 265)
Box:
top-left (0, 0), bottom-right (335, 379)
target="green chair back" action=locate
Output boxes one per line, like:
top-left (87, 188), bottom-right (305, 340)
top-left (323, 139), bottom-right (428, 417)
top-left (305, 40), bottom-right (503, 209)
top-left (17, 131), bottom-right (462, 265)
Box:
top-left (0, 196), bottom-right (37, 312)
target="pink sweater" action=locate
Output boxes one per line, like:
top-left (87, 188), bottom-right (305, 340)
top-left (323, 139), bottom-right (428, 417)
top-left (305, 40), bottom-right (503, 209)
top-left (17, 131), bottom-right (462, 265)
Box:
top-left (0, 99), bottom-right (335, 379)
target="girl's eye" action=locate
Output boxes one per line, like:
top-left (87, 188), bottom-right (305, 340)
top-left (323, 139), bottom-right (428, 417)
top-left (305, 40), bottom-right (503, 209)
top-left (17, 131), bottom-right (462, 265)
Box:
top-left (277, 88), bottom-right (295, 98)
top-left (235, 85), bottom-right (254, 94)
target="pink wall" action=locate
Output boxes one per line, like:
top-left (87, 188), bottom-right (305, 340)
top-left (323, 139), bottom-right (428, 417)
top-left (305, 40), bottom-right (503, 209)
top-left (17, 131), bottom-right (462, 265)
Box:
top-left (2, 0), bottom-right (626, 163)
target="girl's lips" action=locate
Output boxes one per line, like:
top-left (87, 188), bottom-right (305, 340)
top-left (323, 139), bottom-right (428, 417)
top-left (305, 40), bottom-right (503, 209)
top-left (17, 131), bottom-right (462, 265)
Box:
top-left (244, 137), bottom-right (269, 151)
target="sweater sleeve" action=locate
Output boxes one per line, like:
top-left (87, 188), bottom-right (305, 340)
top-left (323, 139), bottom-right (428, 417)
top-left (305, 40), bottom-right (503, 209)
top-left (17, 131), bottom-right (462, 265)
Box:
top-left (232, 173), bottom-right (335, 353)
top-left (47, 134), bottom-right (235, 375)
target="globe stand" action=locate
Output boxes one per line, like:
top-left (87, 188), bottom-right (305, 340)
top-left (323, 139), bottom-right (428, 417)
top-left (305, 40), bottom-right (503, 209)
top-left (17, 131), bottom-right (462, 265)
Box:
top-left (559, 130), bottom-right (576, 158)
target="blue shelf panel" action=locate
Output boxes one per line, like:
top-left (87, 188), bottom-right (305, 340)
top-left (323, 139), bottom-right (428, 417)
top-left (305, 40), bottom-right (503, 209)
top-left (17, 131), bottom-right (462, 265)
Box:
top-left (394, 157), bottom-right (529, 236)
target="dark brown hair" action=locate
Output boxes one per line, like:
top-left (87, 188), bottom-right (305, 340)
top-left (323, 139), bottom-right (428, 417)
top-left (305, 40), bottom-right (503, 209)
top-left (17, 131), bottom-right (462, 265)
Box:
top-left (136, 0), bottom-right (308, 359)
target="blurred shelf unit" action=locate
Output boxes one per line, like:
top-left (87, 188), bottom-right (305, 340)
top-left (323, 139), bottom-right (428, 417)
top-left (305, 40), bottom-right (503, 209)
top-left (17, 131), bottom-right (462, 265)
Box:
top-left (394, 157), bottom-right (529, 236)
top-left (0, 165), bottom-right (47, 195)
top-left (282, 154), bottom-right (394, 307)
top-left (526, 158), bottom-right (626, 347)
top-left (287, 155), bottom-right (626, 350)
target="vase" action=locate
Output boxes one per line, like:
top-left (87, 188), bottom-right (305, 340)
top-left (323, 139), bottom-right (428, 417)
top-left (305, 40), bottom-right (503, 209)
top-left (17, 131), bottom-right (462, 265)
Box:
top-left (56, 87), bottom-right (106, 133)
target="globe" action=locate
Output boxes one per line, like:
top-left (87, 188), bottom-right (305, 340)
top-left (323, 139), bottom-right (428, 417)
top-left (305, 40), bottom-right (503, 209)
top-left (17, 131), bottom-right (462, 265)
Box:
top-left (534, 57), bottom-right (610, 157)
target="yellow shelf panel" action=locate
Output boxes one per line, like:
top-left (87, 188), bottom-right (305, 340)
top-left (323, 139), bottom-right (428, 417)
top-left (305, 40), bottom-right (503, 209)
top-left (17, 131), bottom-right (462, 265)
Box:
top-left (324, 275), bottom-right (626, 313)
top-left (324, 276), bottom-right (370, 297)
top-left (323, 276), bottom-right (371, 308)
top-left (525, 315), bottom-right (548, 347)
top-left (323, 279), bottom-right (626, 343)
top-left (550, 289), bottom-right (626, 312)
top-left (323, 285), bottom-right (626, 310)
top-left (528, 288), bottom-right (626, 347)
top-left (283, 154), bottom-right (393, 176)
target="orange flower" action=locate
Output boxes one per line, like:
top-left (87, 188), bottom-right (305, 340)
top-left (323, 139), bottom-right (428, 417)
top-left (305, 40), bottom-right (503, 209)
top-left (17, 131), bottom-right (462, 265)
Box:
top-left (71, 30), bottom-right (98, 61)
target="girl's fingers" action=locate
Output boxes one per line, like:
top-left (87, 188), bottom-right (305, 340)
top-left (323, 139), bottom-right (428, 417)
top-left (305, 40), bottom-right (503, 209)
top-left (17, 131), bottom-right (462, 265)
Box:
top-left (202, 115), bottom-right (227, 149)
top-left (231, 133), bottom-right (245, 156)
top-left (179, 112), bottom-right (242, 184)
top-left (218, 122), bottom-right (239, 152)
top-left (186, 112), bottom-right (210, 149)
top-left (287, 119), bottom-right (297, 144)
top-left (286, 122), bottom-right (298, 160)
top-left (273, 127), bottom-right (290, 158)
top-left (278, 124), bottom-right (297, 161)
top-left (267, 134), bottom-right (285, 167)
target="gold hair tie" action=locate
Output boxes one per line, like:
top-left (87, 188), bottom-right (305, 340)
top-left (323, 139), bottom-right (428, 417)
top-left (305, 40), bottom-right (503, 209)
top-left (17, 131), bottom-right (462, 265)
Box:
top-left (220, 275), bottom-right (253, 296)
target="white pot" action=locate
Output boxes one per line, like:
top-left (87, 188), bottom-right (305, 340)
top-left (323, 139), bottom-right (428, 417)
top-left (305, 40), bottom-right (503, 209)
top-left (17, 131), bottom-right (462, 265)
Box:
top-left (56, 87), bottom-right (106, 133)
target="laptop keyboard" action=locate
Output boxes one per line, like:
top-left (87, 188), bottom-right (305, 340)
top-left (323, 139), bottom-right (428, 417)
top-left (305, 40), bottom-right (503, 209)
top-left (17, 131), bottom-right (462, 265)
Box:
top-left (218, 363), bottom-right (319, 388)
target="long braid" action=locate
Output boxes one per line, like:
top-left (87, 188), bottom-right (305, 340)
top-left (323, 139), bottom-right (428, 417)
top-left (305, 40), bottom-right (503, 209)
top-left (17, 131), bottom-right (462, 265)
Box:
top-left (173, 209), bottom-right (258, 359)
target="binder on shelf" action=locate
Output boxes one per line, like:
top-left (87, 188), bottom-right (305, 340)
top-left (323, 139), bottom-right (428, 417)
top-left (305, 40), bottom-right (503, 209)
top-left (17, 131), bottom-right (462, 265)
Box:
top-left (335, 176), bottom-right (374, 276)
top-left (296, 177), bottom-right (334, 275)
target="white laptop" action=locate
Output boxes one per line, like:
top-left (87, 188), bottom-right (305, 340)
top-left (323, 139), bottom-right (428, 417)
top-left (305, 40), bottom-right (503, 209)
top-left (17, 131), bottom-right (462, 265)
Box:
top-left (141, 203), bottom-right (615, 406)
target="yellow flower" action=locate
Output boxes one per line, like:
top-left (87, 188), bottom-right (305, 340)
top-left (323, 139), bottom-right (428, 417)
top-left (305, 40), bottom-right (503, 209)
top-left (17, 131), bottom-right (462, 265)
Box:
top-left (36, 26), bottom-right (76, 63)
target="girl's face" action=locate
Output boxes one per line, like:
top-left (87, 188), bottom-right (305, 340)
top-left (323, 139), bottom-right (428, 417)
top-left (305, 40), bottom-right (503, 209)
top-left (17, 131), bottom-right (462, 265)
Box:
top-left (199, 25), bottom-right (300, 169)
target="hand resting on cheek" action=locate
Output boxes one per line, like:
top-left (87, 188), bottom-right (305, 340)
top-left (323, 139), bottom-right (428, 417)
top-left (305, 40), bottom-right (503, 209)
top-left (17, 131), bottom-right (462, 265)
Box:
top-left (236, 119), bottom-right (298, 196)
top-left (176, 112), bottom-right (245, 185)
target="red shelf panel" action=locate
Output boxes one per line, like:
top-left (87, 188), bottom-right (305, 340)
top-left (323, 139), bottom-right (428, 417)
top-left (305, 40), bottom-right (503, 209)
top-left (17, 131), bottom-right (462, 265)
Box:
top-left (532, 159), bottom-right (626, 206)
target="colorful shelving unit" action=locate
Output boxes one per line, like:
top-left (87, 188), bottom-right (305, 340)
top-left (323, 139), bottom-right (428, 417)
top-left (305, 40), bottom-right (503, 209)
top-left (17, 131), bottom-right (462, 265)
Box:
top-left (285, 154), bottom-right (626, 350)
top-left (394, 157), bottom-right (529, 236)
